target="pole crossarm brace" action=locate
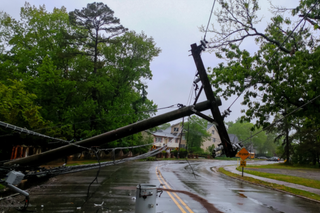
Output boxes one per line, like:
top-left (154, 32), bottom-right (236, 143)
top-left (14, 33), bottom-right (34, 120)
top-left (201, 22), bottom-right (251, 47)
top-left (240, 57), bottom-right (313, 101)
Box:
top-left (5, 100), bottom-right (213, 166)
top-left (190, 106), bottom-right (217, 124)
top-left (190, 43), bottom-right (237, 157)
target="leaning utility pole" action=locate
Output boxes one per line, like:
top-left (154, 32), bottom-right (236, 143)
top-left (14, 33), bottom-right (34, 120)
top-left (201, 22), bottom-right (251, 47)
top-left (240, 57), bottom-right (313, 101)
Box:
top-left (190, 42), bottom-right (238, 157)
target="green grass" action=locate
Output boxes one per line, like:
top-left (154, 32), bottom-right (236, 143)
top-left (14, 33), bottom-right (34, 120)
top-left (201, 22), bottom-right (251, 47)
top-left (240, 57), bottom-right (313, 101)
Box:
top-left (219, 167), bottom-right (320, 201)
top-left (0, 184), bottom-right (5, 190)
top-left (236, 167), bottom-right (320, 190)
top-left (246, 163), bottom-right (320, 170)
top-left (215, 157), bottom-right (257, 161)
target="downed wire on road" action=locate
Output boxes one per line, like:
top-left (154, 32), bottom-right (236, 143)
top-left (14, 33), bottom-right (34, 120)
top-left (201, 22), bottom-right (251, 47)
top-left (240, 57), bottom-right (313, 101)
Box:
top-left (25, 146), bottom-right (167, 178)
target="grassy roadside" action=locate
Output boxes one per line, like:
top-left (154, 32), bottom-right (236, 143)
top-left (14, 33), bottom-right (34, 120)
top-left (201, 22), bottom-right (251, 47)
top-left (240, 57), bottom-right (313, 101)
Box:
top-left (236, 167), bottom-right (320, 189)
top-left (246, 163), bottom-right (320, 170)
top-left (218, 167), bottom-right (320, 202)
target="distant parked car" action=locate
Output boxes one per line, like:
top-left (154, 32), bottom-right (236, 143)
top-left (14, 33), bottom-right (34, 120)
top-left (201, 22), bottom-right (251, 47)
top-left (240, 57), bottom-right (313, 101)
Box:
top-left (267, 157), bottom-right (279, 161)
top-left (257, 156), bottom-right (267, 160)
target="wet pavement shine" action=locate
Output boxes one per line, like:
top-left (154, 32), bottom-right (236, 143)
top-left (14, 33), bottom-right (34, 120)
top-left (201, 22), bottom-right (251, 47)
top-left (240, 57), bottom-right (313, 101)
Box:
top-left (2, 160), bottom-right (320, 212)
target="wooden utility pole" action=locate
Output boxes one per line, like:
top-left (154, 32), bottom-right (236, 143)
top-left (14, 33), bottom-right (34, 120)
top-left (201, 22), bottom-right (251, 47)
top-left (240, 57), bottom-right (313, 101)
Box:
top-left (190, 43), bottom-right (236, 157)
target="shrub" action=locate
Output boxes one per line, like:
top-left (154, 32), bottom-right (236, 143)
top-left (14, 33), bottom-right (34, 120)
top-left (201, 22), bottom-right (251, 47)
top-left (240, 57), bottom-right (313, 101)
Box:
top-left (171, 148), bottom-right (188, 158)
top-left (146, 157), bottom-right (156, 161)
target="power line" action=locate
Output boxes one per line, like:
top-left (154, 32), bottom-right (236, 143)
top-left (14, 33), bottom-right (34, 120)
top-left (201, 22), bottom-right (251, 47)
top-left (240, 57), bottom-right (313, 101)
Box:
top-left (204, 0), bottom-right (217, 41)
top-left (240, 93), bottom-right (320, 144)
top-left (23, 146), bottom-right (168, 178)
top-left (0, 121), bottom-right (71, 143)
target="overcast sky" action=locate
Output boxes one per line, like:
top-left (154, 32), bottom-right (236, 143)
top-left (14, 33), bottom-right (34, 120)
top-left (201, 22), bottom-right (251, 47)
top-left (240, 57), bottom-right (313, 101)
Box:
top-left (0, 0), bottom-right (300, 125)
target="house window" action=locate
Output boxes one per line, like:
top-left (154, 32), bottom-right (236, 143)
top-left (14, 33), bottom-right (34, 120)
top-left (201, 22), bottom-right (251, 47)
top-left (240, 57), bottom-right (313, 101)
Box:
top-left (156, 137), bottom-right (162, 142)
top-left (212, 130), bottom-right (215, 134)
top-left (213, 138), bottom-right (216, 142)
top-left (175, 138), bottom-right (179, 143)
top-left (174, 127), bottom-right (179, 132)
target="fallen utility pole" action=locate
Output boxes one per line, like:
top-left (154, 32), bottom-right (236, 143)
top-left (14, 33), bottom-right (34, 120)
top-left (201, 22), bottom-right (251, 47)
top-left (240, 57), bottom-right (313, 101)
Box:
top-left (5, 100), bottom-right (213, 167)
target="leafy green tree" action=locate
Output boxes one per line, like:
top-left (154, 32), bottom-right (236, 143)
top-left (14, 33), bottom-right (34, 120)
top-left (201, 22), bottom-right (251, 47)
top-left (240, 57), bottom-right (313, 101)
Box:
top-left (267, 113), bottom-right (295, 162)
top-left (206, 144), bottom-right (215, 154)
top-left (0, 80), bottom-right (47, 132)
top-left (226, 118), bottom-right (267, 154)
top-left (262, 132), bottom-right (278, 157)
top-left (0, 80), bottom-right (68, 160)
top-left (205, 0), bottom-right (320, 132)
top-left (184, 116), bottom-right (211, 152)
top-left (68, 2), bottom-right (128, 130)
top-left (0, 2), bottom-right (160, 149)
top-left (69, 2), bottom-right (127, 74)
top-left (292, 0), bottom-right (320, 30)
top-left (291, 118), bottom-right (320, 166)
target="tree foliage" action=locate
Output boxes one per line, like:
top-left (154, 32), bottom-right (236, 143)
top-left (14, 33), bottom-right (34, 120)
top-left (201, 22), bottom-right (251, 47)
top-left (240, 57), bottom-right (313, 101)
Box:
top-left (184, 116), bottom-right (211, 152)
top-left (226, 118), bottom-right (276, 156)
top-left (206, 0), bottom-right (320, 164)
top-left (0, 2), bottom-right (160, 150)
top-left (0, 80), bottom-right (47, 132)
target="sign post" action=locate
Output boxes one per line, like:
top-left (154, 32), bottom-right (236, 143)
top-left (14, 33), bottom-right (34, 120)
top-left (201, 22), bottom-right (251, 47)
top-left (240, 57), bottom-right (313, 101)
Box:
top-left (237, 148), bottom-right (249, 177)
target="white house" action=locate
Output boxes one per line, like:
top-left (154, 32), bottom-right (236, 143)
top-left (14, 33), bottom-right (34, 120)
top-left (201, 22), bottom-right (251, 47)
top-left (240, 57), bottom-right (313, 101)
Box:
top-left (146, 122), bottom-right (237, 153)
top-left (149, 128), bottom-right (180, 151)
top-left (200, 123), bottom-right (221, 151)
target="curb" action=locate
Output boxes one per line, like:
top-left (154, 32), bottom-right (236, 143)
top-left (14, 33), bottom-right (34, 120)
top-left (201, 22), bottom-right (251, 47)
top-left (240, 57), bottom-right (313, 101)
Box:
top-left (214, 166), bottom-right (320, 204)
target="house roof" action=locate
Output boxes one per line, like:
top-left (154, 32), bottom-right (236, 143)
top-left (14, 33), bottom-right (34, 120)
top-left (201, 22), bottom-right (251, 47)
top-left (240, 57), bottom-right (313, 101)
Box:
top-left (206, 123), bottom-right (217, 130)
top-left (171, 122), bottom-right (181, 127)
top-left (152, 131), bottom-right (175, 138)
top-left (163, 127), bottom-right (172, 133)
top-left (228, 134), bottom-right (240, 144)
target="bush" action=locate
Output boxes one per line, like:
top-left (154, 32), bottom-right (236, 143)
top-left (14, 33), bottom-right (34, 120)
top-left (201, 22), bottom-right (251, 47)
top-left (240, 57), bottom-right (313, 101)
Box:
top-left (172, 148), bottom-right (188, 158)
top-left (146, 157), bottom-right (157, 161)
top-left (189, 147), bottom-right (208, 155)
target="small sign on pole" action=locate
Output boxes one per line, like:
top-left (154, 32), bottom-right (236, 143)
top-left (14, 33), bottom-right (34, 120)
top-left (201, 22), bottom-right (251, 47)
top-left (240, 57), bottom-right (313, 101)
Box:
top-left (237, 148), bottom-right (249, 177)
top-left (240, 160), bottom-right (246, 167)
top-left (240, 160), bottom-right (246, 177)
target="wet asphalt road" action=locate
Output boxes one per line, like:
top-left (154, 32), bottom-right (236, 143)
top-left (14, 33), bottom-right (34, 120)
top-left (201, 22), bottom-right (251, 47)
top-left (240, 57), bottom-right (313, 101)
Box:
top-left (5, 160), bottom-right (320, 212)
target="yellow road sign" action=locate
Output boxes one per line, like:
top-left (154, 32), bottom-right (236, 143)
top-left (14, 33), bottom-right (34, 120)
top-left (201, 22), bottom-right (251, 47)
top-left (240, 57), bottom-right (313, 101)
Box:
top-left (240, 160), bottom-right (246, 167)
top-left (238, 148), bottom-right (249, 160)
